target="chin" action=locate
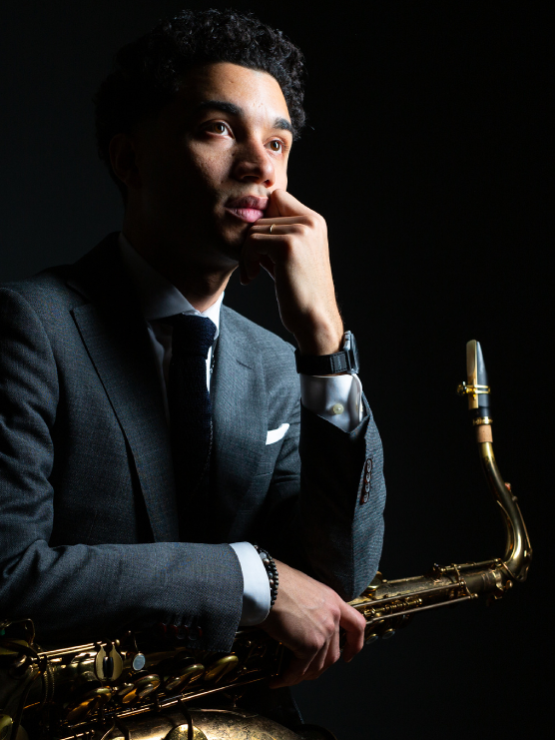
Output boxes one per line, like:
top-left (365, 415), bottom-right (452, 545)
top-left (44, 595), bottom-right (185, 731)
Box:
top-left (216, 226), bottom-right (247, 262)
top-left (202, 238), bottom-right (241, 270)
top-left (218, 244), bottom-right (242, 267)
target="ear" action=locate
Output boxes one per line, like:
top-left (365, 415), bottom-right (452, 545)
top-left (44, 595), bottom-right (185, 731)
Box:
top-left (109, 134), bottom-right (142, 190)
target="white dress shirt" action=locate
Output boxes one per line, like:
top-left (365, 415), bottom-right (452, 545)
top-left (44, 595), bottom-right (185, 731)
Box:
top-left (119, 234), bottom-right (364, 625)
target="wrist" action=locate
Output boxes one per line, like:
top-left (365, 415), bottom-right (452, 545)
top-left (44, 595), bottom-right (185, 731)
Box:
top-left (295, 330), bottom-right (360, 376)
top-left (254, 545), bottom-right (279, 609)
top-left (294, 317), bottom-right (344, 356)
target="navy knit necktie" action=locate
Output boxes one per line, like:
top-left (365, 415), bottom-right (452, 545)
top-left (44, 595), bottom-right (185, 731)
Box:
top-left (167, 314), bottom-right (217, 530)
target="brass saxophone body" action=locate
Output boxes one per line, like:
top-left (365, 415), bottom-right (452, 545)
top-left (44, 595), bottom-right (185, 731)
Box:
top-left (0, 341), bottom-right (532, 740)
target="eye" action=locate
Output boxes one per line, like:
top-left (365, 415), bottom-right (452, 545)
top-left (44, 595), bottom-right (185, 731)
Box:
top-left (268, 140), bottom-right (283, 153)
top-left (205, 121), bottom-right (231, 136)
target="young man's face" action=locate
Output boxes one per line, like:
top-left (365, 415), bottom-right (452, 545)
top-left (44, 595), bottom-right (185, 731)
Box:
top-left (127, 62), bottom-right (293, 269)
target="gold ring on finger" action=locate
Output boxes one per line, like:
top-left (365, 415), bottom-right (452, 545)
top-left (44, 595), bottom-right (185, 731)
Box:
top-left (269, 223), bottom-right (275, 234)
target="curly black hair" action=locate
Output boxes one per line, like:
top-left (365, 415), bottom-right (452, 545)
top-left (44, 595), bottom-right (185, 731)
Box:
top-left (94, 8), bottom-right (306, 196)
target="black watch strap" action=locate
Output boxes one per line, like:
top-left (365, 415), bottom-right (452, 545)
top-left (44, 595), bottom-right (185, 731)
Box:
top-left (295, 331), bottom-right (359, 375)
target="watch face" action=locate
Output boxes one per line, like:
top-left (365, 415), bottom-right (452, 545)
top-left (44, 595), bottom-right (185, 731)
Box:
top-left (351, 334), bottom-right (360, 372)
top-left (343, 331), bottom-right (359, 373)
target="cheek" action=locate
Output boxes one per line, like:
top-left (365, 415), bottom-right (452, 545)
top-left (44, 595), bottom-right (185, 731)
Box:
top-left (273, 153), bottom-right (289, 190)
top-left (145, 143), bottom-right (225, 197)
top-left (194, 153), bottom-right (228, 188)
top-left (273, 166), bottom-right (288, 192)
top-left (142, 149), bottom-right (184, 195)
top-left (184, 141), bottom-right (231, 187)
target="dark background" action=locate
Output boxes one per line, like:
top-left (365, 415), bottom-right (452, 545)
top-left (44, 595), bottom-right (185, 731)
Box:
top-left (1, 1), bottom-right (552, 737)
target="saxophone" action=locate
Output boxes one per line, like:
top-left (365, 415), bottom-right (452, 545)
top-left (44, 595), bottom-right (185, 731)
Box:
top-left (0, 340), bottom-right (532, 740)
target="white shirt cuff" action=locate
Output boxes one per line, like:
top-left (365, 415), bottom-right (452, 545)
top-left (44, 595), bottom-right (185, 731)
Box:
top-left (229, 542), bottom-right (271, 626)
top-left (300, 373), bottom-right (364, 432)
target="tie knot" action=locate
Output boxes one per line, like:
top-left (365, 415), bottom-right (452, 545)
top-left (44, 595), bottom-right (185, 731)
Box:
top-left (168, 314), bottom-right (217, 359)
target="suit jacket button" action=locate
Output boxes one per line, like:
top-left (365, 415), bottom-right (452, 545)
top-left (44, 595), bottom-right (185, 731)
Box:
top-left (365, 457), bottom-right (373, 479)
top-left (360, 458), bottom-right (373, 504)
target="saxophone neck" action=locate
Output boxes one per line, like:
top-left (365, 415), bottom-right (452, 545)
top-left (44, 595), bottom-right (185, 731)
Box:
top-left (459, 340), bottom-right (532, 581)
top-left (477, 441), bottom-right (531, 581)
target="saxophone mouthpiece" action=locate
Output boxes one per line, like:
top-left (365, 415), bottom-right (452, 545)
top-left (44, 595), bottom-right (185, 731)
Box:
top-left (458, 339), bottom-right (493, 443)
top-left (466, 339), bottom-right (490, 417)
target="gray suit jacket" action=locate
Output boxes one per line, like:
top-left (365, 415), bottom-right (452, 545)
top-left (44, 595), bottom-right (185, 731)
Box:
top-left (0, 234), bottom-right (385, 650)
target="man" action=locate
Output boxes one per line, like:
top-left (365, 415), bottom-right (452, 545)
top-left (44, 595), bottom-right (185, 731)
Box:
top-left (0, 9), bottom-right (385, 691)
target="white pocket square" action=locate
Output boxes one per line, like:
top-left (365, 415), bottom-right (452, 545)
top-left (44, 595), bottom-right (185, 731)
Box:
top-left (266, 423), bottom-right (290, 445)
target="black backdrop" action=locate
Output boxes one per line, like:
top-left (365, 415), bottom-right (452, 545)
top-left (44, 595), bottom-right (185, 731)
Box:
top-left (1, 1), bottom-right (552, 737)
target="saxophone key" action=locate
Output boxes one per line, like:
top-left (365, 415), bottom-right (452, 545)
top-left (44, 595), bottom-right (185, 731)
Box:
top-left (165, 663), bottom-right (205, 693)
top-left (203, 655), bottom-right (239, 684)
top-left (64, 687), bottom-right (112, 724)
top-left (118, 675), bottom-right (161, 705)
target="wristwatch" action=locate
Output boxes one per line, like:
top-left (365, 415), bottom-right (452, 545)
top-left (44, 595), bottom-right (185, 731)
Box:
top-left (294, 330), bottom-right (360, 375)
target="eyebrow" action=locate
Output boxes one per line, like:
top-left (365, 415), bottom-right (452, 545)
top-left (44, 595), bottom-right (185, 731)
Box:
top-left (194, 100), bottom-right (294, 134)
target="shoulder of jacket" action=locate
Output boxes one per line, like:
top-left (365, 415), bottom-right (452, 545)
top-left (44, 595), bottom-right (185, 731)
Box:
top-left (0, 265), bottom-right (85, 316)
top-left (0, 233), bottom-right (120, 313)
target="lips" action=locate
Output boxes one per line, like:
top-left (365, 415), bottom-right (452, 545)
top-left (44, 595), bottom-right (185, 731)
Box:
top-left (225, 195), bottom-right (269, 224)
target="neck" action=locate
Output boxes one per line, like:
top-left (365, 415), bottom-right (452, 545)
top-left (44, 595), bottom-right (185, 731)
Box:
top-left (122, 221), bottom-right (236, 313)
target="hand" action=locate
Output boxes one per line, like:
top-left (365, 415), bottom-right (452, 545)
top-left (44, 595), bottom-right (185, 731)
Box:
top-left (240, 189), bottom-right (344, 356)
top-left (260, 560), bottom-right (366, 688)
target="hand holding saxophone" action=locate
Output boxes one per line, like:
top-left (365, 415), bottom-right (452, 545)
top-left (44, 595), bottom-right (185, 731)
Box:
top-left (260, 560), bottom-right (366, 688)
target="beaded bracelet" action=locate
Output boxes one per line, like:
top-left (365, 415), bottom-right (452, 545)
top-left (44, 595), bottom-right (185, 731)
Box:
top-left (254, 545), bottom-right (279, 609)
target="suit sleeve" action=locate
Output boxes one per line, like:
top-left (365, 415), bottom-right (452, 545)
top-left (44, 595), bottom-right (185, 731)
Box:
top-left (0, 288), bottom-right (243, 649)
top-left (257, 347), bottom-right (386, 602)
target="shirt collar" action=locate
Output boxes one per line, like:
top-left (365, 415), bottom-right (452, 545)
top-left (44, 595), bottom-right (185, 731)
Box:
top-left (119, 232), bottom-right (222, 336)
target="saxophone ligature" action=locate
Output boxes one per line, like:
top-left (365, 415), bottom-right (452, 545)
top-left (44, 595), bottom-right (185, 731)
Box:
top-left (0, 340), bottom-right (532, 740)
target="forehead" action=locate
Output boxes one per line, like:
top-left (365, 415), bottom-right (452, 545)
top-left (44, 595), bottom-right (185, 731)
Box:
top-left (171, 62), bottom-right (291, 125)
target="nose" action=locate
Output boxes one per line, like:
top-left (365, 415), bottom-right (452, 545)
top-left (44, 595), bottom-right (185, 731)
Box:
top-left (232, 137), bottom-right (275, 187)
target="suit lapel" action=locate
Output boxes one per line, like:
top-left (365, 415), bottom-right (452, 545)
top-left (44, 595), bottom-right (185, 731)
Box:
top-left (68, 235), bottom-right (178, 542)
top-left (210, 308), bottom-right (267, 538)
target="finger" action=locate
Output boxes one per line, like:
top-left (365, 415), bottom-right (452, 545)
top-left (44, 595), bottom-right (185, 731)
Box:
top-left (249, 222), bottom-right (307, 236)
top-left (270, 641), bottom-right (327, 688)
top-left (238, 252), bottom-right (261, 285)
top-left (266, 188), bottom-right (314, 218)
top-left (239, 260), bottom-right (248, 285)
top-left (241, 228), bottom-right (297, 281)
top-left (312, 629), bottom-right (341, 677)
top-left (259, 254), bottom-right (275, 279)
top-left (339, 604), bottom-right (366, 663)
top-left (251, 216), bottom-right (311, 229)
top-left (240, 237), bottom-right (277, 282)
top-left (269, 653), bottom-right (313, 688)
top-left (269, 631), bottom-right (329, 688)
top-left (278, 630), bottom-right (341, 688)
